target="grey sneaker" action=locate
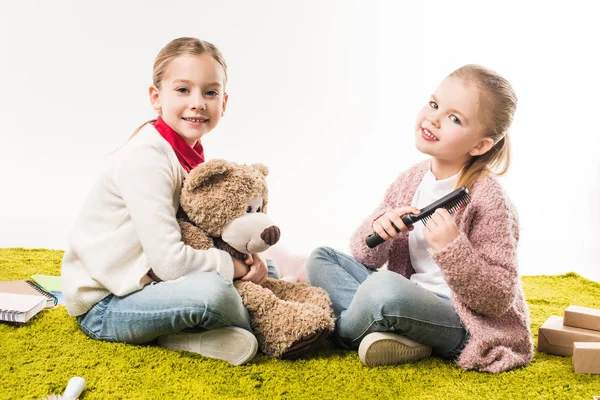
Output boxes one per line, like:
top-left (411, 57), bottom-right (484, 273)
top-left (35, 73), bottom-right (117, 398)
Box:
top-left (358, 332), bottom-right (432, 367)
top-left (157, 327), bottom-right (258, 366)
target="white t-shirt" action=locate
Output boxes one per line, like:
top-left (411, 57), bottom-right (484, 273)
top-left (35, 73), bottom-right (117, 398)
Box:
top-left (408, 164), bottom-right (458, 298)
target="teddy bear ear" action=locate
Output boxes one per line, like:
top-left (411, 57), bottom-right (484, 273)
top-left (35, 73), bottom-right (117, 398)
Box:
top-left (187, 159), bottom-right (233, 190)
top-left (251, 163), bottom-right (269, 177)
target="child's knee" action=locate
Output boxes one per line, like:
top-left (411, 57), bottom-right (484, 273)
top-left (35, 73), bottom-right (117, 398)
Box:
top-left (306, 247), bottom-right (336, 279)
top-left (202, 278), bottom-right (244, 311)
top-left (354, 272), bottom-right (411, 313)
top-left (193, 276), bottom-right (249, 327)
top-left (174, 272), bottom-right (242, 309)
top-left (309, 246), bottom-right (337, 261)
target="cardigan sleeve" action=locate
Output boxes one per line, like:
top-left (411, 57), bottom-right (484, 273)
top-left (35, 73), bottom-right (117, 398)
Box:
top-left (349, 173), bottom-right (407, 269)
top-left (432, 191), bottom-right (520, 317)
top-left (116, 144), bottom-right (234, 282)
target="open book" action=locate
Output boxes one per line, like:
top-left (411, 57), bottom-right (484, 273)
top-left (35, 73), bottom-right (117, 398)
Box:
top-left (0, 292), bottom-right (46, 323)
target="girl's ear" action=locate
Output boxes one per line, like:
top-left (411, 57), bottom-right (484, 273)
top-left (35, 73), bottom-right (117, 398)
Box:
top-left (221, 93), bottom-right (229, 117)
top-left (149, 85), bottom-right (161, 111)
top-left (470, 137), bottom-right (495, 156)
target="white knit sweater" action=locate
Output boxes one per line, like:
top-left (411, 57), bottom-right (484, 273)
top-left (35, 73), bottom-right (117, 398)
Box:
top-left (61, 124), bottom-right (234, 316)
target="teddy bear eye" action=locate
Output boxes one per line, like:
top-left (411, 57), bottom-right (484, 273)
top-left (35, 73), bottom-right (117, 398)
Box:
top-left (246, 206), bottom-right (252, 213)
top-left (257, 207), bottom-right (261, 213)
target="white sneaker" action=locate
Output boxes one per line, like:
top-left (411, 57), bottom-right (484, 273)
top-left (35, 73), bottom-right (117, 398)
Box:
top-left (358, 332), bottom-right (432, 367)
top-left (157, 327), bottom-right (258, 366)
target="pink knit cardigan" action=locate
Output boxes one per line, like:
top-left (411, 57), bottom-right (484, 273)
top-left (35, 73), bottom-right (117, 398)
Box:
top-left (349, 160), bottom-right (534, 373)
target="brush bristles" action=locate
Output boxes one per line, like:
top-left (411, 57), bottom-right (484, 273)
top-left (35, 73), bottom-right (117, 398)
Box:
top-left (422, 193), bottom-right (471, 226)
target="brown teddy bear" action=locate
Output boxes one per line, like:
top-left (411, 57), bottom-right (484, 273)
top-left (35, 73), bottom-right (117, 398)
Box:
top-left (177, 159), bottom-right (335, 358)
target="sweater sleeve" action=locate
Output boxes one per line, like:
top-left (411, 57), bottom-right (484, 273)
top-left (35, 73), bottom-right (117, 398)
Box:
top-left (116, 146), bottom-right (234, 281)
top-left (349, 174), bottom-right (406, 269)
top-left (432, 194), bottom-right (519, 316)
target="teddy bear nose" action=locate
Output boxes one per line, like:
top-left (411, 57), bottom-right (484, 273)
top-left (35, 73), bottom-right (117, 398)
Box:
top-left (260, 226), bottom-right (281, 246)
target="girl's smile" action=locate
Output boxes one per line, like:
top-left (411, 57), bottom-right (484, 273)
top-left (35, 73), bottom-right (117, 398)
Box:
top-left (182, 116), bottom-right (209, 127)
top-left (421, 127), bottom-right (439, 142)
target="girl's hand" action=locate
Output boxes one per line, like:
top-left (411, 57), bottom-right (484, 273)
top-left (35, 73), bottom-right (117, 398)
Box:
top-left (233, 256), bottom-right (250, 279)
top-left (240, 253), bottom-right (268, 284)
top-left (373, 206), bottom-right (421, 241)
top-left (422, 208), bottom-right (460, 252)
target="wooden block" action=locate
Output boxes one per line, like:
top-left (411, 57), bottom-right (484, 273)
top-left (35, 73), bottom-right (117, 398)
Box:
top-left (537, 316), bottom-right (600, 356)
top-left (572, 342), bottom-right (600, 374)
top-left (564, 305), bottom-right (600, 331)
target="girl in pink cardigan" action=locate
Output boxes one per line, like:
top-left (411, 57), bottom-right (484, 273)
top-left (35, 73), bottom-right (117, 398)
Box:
top-left (305, 65), bottom-right (534, 373)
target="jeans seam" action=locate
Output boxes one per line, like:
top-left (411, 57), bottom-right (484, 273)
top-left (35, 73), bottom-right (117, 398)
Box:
top-left (103, 307), bottom-right (233, 330)
top-left (78, 320), bottom-right (99, 340)
top-left (383, 313), bottom-right (466, 330)
top-left (349, 313), bottom-right (465, 344)
top-left (77, 296), bottom-right (113, 340)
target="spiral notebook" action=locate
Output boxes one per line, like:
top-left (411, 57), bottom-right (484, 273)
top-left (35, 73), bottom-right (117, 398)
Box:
top-left (29, 275), bottom-right (63, 305)
top-left (0, 280), bottom-right (58, 308)
top-left (0, 292), bottom-right (46, 323)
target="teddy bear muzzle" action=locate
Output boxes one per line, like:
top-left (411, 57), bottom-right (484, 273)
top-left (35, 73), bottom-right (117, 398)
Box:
top-left (222, 212), bottom-right (281, 254)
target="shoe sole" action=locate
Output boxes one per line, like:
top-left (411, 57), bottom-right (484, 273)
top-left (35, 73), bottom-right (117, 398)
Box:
top-left (358, 332), bottom-right (432, 367)
top-left (157, 327), bottom-right (258, 366)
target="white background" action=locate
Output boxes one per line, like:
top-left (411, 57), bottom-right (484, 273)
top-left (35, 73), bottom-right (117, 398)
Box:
top-left (1, 0), bottom-right (599, 282)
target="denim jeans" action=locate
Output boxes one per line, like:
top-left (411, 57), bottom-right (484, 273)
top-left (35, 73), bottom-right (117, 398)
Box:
top-left (77, 260), bottom-right (280, 344)
top-left (305, 247), bottom-right (467, 359)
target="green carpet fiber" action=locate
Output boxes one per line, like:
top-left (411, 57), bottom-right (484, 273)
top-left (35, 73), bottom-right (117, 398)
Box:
top-left (1, 248), bottom-right (599, 400)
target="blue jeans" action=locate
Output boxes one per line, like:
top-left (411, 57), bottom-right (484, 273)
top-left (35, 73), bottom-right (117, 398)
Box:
top-left (77, 260), bottom-right (280, 344)
top-left (305, 247), bottom-right (467, 359)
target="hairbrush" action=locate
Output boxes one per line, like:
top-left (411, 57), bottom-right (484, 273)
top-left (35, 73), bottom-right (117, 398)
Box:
top-left (365, 186), bottom-right (471, 248)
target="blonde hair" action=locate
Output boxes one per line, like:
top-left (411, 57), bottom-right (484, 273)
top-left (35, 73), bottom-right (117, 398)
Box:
top-left (449, 64), bottom-right (516, 190)
top-left (130, 37), bottom-right (228, 138)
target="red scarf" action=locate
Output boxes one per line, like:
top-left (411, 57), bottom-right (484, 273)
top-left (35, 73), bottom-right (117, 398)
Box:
top-left (153, 116), bottom-right (205, 173)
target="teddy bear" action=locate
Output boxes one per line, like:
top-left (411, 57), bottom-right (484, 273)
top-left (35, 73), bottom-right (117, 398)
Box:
top-left (177, 158), bottom-right (335, 359)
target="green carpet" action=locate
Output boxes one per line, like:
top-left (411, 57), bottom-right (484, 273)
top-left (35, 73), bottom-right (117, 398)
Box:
top-left (1, 248), bottom-right (599, 400)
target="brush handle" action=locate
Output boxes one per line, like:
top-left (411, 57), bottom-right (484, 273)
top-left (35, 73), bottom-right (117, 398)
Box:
top-left (365, 214), bottom-right (419, 248)
top-left (364, 186), bottom-right (470, 249)
top-left (63, 376), bottom-right (86, 399)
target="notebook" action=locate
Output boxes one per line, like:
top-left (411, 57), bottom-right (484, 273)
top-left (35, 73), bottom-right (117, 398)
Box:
top-left (30, 275), bottom-right (62, 292)
top-left (30, 275), bottom-right (63, 305)
top-left (0, 280), bottom-right (58, 308)
top-left (0, 292), bottom-right (46, 323)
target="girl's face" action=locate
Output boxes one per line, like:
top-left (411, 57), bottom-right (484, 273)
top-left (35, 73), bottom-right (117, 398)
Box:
top-left (414, 77), bottom-right (492, 164)
top-left (150, 54), bottom-right (228, 146)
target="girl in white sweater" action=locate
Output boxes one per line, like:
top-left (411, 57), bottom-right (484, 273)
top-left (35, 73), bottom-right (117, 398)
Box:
top-left (61, 37), bottom-right (275, 366)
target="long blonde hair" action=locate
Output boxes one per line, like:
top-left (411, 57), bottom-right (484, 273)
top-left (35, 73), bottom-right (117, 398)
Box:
top-left (450, 64), bottom-right (516, 190)
top-left (130, 37), bottom-right (228, 138)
